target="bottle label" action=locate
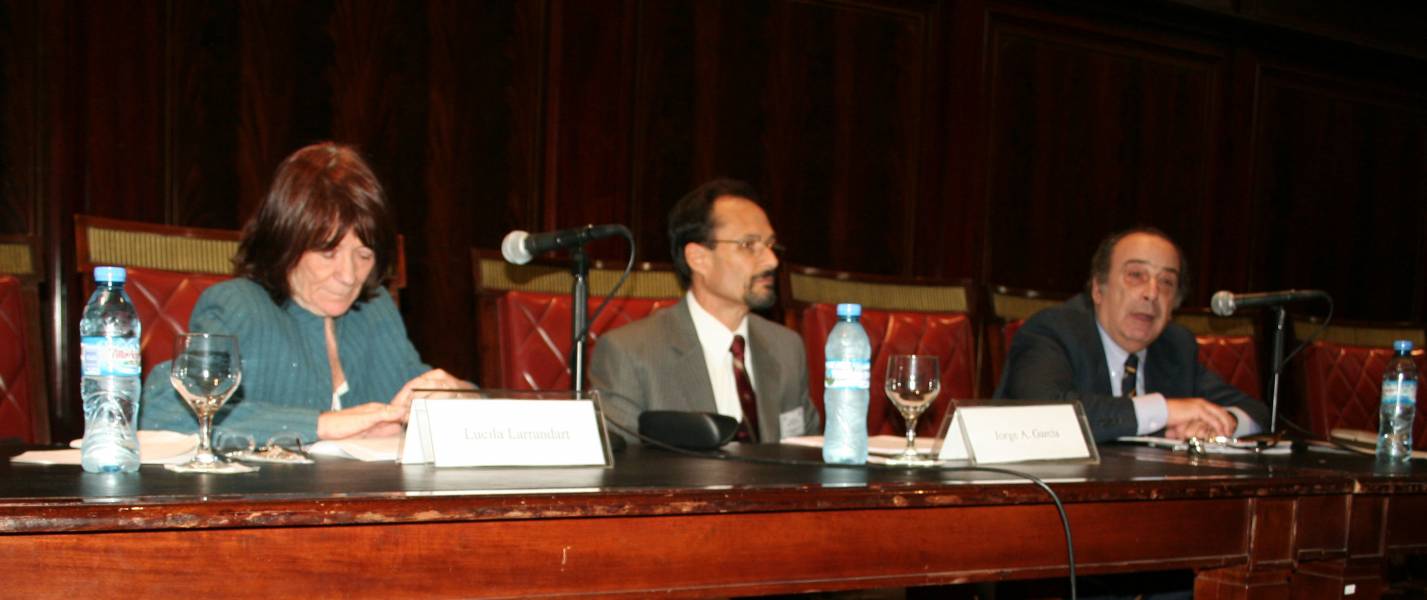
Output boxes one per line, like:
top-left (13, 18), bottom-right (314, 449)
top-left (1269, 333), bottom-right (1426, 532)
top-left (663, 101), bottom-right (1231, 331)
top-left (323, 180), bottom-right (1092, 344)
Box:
top-left (1382, 380), bottom-right (1418, 405)
top-left (825, 359), bottom-right (870, 390)
top-left (81, 336), bottom-right (141, 377)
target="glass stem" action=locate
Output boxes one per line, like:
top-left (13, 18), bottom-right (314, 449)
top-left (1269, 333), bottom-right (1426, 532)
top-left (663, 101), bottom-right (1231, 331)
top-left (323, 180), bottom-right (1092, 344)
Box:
top-left (904, 416), bottom-right (920, 453)
top-left (197, 410), bottom-right (215, 460)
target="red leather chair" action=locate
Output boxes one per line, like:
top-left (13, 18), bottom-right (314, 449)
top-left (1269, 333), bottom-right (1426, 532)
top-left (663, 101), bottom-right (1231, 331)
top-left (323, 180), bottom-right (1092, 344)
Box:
top-left (783, 265), bottom-right (977, 437)
top-left (76, 216), bottom-right (242, 377)
top-left (1295, 319), bottom-right (1427, 449)
top-left (76, 215), bottom-right (408, 376)
top-left (985, 285), bottom-right (1069, 390)
top-left (473, 250), bottom-right (683, 390)
top-left (0, 235), bottom-right (49, 443)
top-left (1173, 309), bottom-right (1262, 400)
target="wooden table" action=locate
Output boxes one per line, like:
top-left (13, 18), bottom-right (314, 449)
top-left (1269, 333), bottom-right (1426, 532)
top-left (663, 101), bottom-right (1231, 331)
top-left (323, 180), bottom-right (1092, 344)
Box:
top-left (0, 443), bottom-right (1418, 599)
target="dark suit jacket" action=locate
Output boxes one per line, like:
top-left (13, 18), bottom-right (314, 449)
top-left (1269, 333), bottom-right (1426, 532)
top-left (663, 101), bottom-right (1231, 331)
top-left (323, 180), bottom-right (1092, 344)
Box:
top-left (993, 294), bottom-right (1270, 442)
top-left (588, 299), bottom-right (821, 444)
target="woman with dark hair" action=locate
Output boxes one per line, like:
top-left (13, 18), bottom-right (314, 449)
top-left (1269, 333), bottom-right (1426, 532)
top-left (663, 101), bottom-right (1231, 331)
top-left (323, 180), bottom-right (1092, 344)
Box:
top-left (141, 142), bottom-right (468, 442)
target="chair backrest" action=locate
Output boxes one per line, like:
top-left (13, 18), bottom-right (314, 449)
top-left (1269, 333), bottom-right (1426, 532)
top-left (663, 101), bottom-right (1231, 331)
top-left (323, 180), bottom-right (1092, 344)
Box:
top-left (1173, 309), bottom-right (1262, 400)
top-left (75, 215), bottom-right (242, 378)
top-left (1294, 318), bottom-right (1427, 449)
top-left (0, 235), bottom-right (49, 443)
top-left (783, 265), bottom-right (977, 437)
top-left (472, 250), bottom-right (683, 391)
top-left (75, 214), bottom-right (407, 376)
top-left (985, 285), bottom-right (1070, 389)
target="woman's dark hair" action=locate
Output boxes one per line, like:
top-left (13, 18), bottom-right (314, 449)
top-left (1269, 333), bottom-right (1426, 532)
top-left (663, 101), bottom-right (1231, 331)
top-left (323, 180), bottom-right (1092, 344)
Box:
top-left (667, 178), bottom-right (761, 287)
top-left (236, 142), bottom-right (396, 305)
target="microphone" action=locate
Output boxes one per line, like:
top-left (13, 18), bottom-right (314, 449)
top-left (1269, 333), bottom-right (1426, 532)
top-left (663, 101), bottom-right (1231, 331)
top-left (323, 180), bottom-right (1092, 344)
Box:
top-left (501, 224), bottom-right (631, 265)
top-left (1211, 289), bottom-right (1329, 316)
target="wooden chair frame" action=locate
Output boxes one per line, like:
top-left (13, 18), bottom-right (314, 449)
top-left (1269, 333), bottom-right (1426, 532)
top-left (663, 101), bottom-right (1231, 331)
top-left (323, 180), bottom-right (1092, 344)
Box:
top-left (74, 214), bottom-right (407, 297)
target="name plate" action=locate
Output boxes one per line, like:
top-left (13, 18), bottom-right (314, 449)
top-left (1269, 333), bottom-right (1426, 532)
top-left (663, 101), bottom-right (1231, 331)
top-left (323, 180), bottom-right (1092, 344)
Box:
top-left (936, 401), bottom-right (1098, 465)
top-left (400, 390), bottom-right (614, 468)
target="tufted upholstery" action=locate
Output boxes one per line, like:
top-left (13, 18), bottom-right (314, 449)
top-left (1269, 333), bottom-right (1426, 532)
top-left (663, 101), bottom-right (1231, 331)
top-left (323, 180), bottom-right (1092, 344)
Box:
top-left (1193, 336), bottom-right (1261, 399)
top-left (497, 291), bottom-right (680, 390)
top-left (1300, 343), bottom-right (1427, 450)
top-left (799, 304), bottom-right (975, 436)
top-left (1174, 310), bottom-right (1261, 400)
top-left (783, 266), bottom-right (977, 436)
top-left (1296, 320), bottom-right (1427, 449)
top-left (474, 250), bottom-right (684, 391)
top-left (121, 267), bottom-right (233, 377)
top-left (0, 276), bottom-right (39, 442)
top-left (0, 234), bottom-right (48, 444)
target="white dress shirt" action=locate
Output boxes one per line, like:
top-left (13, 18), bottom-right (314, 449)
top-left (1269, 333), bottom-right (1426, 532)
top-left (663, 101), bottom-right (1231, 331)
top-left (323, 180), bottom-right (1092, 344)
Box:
top-left (686, 291), bottom-right (755, 421)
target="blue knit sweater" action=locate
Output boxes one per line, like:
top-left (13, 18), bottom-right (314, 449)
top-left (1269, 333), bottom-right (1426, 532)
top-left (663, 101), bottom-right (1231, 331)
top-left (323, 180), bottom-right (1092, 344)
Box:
top-left (139, 278), bottom-right (429, 442)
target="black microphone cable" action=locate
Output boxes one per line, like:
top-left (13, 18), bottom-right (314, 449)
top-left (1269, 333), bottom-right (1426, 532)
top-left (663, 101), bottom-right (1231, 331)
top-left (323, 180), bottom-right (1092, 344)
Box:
top-left (567, 231), bottom-right (638, 370)
top-left (604, 419), bottom-right (1079, 600)
top-left (1273, 295), bottom-right (1334, 373)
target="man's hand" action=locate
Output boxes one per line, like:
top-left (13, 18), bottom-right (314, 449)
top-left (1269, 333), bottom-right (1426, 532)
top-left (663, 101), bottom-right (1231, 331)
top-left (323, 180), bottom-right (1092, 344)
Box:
top-left (1163, 398), bottom-right (1236, 439)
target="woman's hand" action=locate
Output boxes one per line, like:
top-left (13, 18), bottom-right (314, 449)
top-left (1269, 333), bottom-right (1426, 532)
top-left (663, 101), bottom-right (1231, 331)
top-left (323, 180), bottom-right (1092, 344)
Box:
top-left (316, 402), bottom-right (408, 440)
top-left (316, 369), bottom-right (475, 440)
top-left (388, 369), bottom-right (476, 419)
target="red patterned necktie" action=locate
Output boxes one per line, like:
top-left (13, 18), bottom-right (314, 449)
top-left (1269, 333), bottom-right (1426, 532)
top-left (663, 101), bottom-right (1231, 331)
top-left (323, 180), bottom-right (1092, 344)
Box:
top-left (730, 335), bottom-right (760, 442)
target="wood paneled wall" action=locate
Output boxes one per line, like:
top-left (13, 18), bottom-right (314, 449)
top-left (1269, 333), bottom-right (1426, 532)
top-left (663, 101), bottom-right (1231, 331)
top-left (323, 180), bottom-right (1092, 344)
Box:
top-left (2, 0), bottom-right (1425, 437)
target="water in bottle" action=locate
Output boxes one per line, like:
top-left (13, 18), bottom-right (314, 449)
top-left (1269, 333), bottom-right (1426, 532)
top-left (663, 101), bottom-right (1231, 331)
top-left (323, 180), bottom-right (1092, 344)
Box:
top-left (823, 303), bottom-right (871, 464)
top-left (1376, 339), bottom-right (1418, 463)
top-left (80, 266), bottom-right (143, 473)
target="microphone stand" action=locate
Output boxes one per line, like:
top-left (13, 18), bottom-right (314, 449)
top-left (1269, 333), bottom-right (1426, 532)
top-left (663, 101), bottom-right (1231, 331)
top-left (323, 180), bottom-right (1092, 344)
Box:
top-left (1267, 305), bottom-right (1287, 433)
top-left (569, 246), bottom-right (590, 393)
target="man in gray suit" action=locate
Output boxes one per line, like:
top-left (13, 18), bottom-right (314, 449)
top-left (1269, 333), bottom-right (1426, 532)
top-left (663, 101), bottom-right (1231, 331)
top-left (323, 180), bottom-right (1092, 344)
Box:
top-left (590, 178), bottom-right (820, 444)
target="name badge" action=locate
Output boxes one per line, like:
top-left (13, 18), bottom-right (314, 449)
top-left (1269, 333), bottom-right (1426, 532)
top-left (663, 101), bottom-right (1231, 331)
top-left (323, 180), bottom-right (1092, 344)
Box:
top-left (935, 401), bottom-right (1098, 465)
top-left (400, 390), bottom-right (615, 468)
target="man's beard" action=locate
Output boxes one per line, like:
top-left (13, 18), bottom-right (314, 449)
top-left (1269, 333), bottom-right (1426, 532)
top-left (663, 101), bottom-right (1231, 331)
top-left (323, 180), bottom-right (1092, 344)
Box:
top-left (744, 269), bottom-right (778, 310)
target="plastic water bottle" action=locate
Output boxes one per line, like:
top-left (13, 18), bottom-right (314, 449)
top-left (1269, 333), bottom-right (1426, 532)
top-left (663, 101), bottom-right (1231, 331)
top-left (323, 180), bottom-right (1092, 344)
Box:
top-left (80, 266), bottom-right (142, 473)
top-left (1377, 339), bottom-right (1418, 463)
top-left (823, 303), bottom-right (871, 464)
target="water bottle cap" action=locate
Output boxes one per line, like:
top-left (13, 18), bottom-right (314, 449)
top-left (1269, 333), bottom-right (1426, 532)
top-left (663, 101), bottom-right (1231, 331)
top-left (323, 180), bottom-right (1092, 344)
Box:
top-left (1394, 340), bottom-right (1414, 352)
top-left (836, 303), bottom-right (861, 318)
top-left (93, 266), bottom-right (127, 284)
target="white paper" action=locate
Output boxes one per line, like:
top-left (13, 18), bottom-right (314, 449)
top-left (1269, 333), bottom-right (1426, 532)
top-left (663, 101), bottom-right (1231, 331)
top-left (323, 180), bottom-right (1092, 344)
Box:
top-left (938, 413), bottom-right (969, 460)
top-left (399, 399), bottom-right (431, 464)
top-left (308, 436), bottom-right (401, 461)
top-left (782, 435), bottom-right (938, 455)
top-left (12, 430), bottom-right (198, 465)
top-left (959, 405), bottom-right (1091, 464)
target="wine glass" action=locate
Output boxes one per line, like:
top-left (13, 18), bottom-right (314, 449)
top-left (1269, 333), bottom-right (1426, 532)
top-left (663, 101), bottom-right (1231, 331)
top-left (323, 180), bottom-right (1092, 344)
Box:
top-left (165, 333), bottom-right (256, 474)
top-left (884, 354), bottom-right (940, 466)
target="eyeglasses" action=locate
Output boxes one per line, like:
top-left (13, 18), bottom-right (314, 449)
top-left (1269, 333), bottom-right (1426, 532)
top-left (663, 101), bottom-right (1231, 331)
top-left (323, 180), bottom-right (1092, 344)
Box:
top-left (214, 431), bottom-right (314, 464)
top-left (706, 237), bottom-right (785, 255)
top-left (1183, 431), bottom-right (1285, 457)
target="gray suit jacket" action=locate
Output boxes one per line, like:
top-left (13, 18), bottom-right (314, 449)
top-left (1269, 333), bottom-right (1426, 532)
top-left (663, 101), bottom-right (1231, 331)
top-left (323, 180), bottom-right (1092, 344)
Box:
top-left (589, 299), bottom-right (821, 444)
